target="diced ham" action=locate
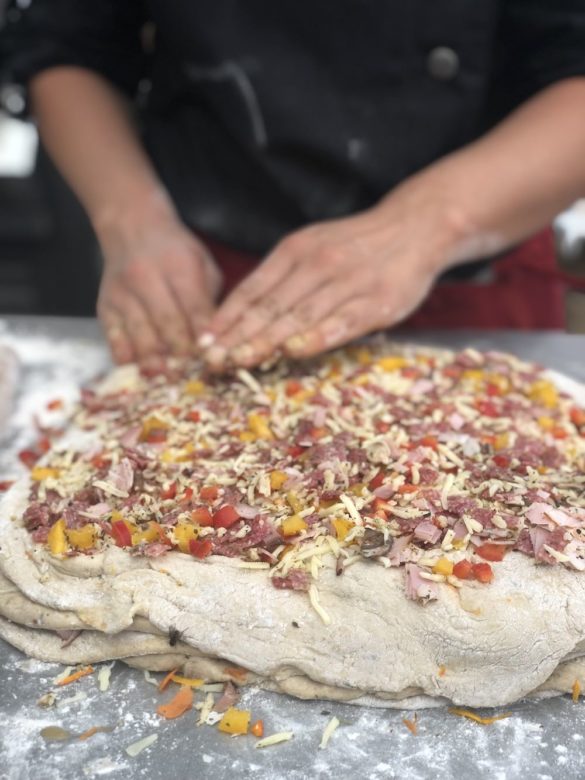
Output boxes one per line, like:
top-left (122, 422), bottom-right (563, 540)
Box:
top-left (120, 425), bottom-right (141, 449)
top-left (514, 528), bottom-right (533, 554)
top-left (526, 502), bottom-right (582, 530)
top-left (404, 564), bottom-right (439, 602)
top-left (272, 568), bottom-right (310, 591)
top-left (106, 458), bottom-right (135, 493)
top-left (387, 534), bottom-right (413, 566)
top-left (418, 466), bottom-right (438, 485)
top-left (213, 681), bottom-right (240, 712)
top-left (452, 520), bottom-right (468, 540)
top-left (31, 526), bottom-right (50, 543)
top-left (413, 521), bottom-right (441, 545)
top-left (447, 496), bottom-right (478, 517)
top-left (529, 527), bottom-right (567, 563)
top-left (410, 379), bottom-right (434, 395)
top-left (234, 503), bottom-right (258, 520)
top-left (23, 502), bottom-right (51, 530)
top-left (373, 484), bottom-right (395, 499)
top-left (448, 412), bottom-right (465, 430)
top-left (85, 502), bottom-right (111, 518)
top-left (142, 542), bottom-right (171, 557)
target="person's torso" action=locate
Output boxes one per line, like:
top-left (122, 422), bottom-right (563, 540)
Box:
top-left (143, 1), bottom-right (501, 252)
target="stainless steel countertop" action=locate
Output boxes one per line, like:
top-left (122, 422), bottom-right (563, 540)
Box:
top-left (1, 317), bottom-right (584, 780)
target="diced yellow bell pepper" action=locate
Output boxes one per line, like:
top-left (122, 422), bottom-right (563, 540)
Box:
top-left (352, 374), bottom-right (371, 386)
top-left (349, 483), bottom-right (365, 496)
top-left (538, 416), bottom-right (554, 431)
top-left (218, 707), bottom-right (251, 735)
top-left (248, 413), bottom-right (273, 440)
top-left (356, 347), bottom-right (372, 365)
top-left (493, 433), bottom-right (508, 451)
top-left (486, 373), bottom-right (509, 394)
top-left (326, 358), bottom-right (341, 378)
top-left (133, 521), bottom-right (161, 545)
top-left (184, 379), bottom-right (206, 396)
top-left (377, 356), bottom-right (407, 372)
top-left (433, 558), bottom-right (454, 576)
top-left (31, 467), bottom-right (60, 481)
top-left (141, 415), bottom-right (169, 439)
top-left (66, 523), bottom-right (97, 550)
top-left (239, 431), bottom-right (256, 442)
top-left (291, 388), bottom-right (314, 403)
top-left (286, 491), bottom-right (302, 513)
top-left (270, 470), bottom-right (288, 490)
top-left (528, 380), bottom-right (558, 409)
top-left (281, 514), bottom-right (308, 536)
top-left (47, 518), bottom-right (68, 556)
top-left (173, 522), bottom-right (200, 553)
top-left (331, 518), bottom-right (354, 542)
top-left (462, 369), bottom-right (484, 383)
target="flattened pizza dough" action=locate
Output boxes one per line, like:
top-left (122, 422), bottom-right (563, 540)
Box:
top-left (1, 341), bottom-right (585, 709)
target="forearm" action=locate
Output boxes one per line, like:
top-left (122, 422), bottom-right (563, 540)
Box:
top-left (29, 66), bottom-right (174, 234)
top-left (391, 77), bottom-right (585, 268)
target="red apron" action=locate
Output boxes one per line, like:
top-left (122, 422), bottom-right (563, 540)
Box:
top-left (200, 228), bottom-right (579, 330)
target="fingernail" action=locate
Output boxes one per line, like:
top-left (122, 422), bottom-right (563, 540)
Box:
top-left (205, 345), bottom-right (228, 365)
top-left (198, 332), bottom-right (215, 349)
top-left (231, 344), bottom-right (255, 364)
top-left (284, 335), bottom-right (306, 354)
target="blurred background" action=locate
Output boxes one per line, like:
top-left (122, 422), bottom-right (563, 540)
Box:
top-left (0, 3), bottom-right (584, 328)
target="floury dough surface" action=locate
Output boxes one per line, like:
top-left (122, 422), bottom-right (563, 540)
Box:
top-left (1, 346), bottom-right (585, 709)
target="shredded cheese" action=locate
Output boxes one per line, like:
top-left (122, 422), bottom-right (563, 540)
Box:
top-left (255, 731), bottom-right (294, 749)
top-left (125, 733), bottom-right (158, 757)
top-left (97, 661), bottom-right (115, 692)
top-left (319, 716), bottom-right (340, 749)
top-left (309, 584), bottom-right (331, 625)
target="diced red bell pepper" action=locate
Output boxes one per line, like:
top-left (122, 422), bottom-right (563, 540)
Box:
top-left (90, 453), bottom-right (111, 470)
top-left (285, 380), bottom-right (303, 397)
top-left (0, 480), bottom-right (14, 492)
top-left (452, 559), bottom-right (473, 580)
top-left (111, 520), bottom-right (132, 548)
top-left (191, 507), bottom-right (213, 526)
top-left (37, 436), bottom-right (52, 453)
top-left (200, 485), bottom-right (219, 502)
top-left (374, 420), bottom-right (390, 434)
top-left (492, 455), bottom-right (510, 469)
top-left (213, 505), bottom-right (241, 529)
top-left (368, 470), bottom-right (385, 490)
top-left (189, 538), bottom-right (213, 559)
top-left (485, 382), bottom-right (502, 397)
top-left (287, 445), bottom-right (305, 459)
top-left (179, 487), bottom-right (194, 504)
top-left (310, 426), bottom-right (327, 440)
top-left (160, 481), bottom-right (177, 500)
top-left (472, 562), bottom-right (494, 583)
top-left (398, 484), bottom-right (418, 494)
top-left (442, 366), bottom-right (461, 379)
top-left (18, 449), bottom-right (40, 469)
top-left (186, 410), bottom-right (201, 423)
top-left (476, 400), bottom-right (498, 418)
top-left (401, 367), bottom-right (419, 379)
top-left (476, 543), bottom-right (508, 562)
top-left (552, 427), bottom-right (568, 440)
top-left (46, 399), bottom-right (63, 411)
top-left (570, 407), bottom-right (585, 427)
top-left (145, 429), bottom-right (167, 444)
top-left (419, 435), bottom-right (438, 450)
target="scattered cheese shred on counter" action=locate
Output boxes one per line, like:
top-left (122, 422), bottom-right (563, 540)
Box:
top-left (573, 679), bottom-right (581, 703)
top-left (125, 733), bottom-right (158, 757)
top-left (143, 670), bottom-right (158, 686)
top-left (309, 584), bottom-right (331, 625)
top-left (97, 661), bottom-right (116, 692)
top-left (319, 716), bottom-right (340, 749)
top-left (255, 731), bottom-right (294, 749)
top-left (52, 666), bottom-right (73, 685)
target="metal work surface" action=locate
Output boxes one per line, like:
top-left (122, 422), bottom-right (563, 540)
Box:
top-left (0, 317), bottom-right (584, 780)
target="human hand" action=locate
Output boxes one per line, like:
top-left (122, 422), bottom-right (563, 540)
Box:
top-left (96, 203), bottom-right (222, 364)
top-left (202, 185), bottom-right (461, 369)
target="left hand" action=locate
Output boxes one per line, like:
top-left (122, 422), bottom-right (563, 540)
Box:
top-left (202, 187), bottom-right (461, 369)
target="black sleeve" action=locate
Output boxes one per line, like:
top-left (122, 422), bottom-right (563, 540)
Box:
top-left (487, 0), bottom-right (585, 120)
top-left (0, 0), bottom-right (147, 113)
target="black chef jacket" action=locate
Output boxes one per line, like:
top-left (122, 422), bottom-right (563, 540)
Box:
top-left (1, 1), bottom-right (585, 255)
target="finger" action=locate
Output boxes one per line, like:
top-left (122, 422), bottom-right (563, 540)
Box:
top-left (167, 256), bottom-right (217, 343)
top-left (100, 308), bottom-right (134, 364)
top-left (229, 276), bottom-right (359, 367)
top-left (283, 297), bottom-right (381, 360)
top-left (125, 271), bottom-right (192, 355)
top-left (116, 293), bottom-right (166, 361)
top-left (217, 260), bottom-right (337, 358)
top-left (207, 238), bottom-right (300, 338)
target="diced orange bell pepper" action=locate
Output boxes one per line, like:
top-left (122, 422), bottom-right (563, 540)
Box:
top-left (331, 518), bottom-right (354, 542)
top-left (174, 522), bottom-right (200, 553)
top-left (281, 515), bottom-right (307, 536)
top-left (157, 686), bottom-right (193, 719)
top-left (270, 470), bottom-right (288, 490)
top-left (66, 524), bottom-right (97, 550)
top-left (47, 518), bottom-right (68, 555)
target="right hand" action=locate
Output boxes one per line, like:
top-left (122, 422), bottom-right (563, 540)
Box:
top-left (95, 202), bottom-right (222, 364)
